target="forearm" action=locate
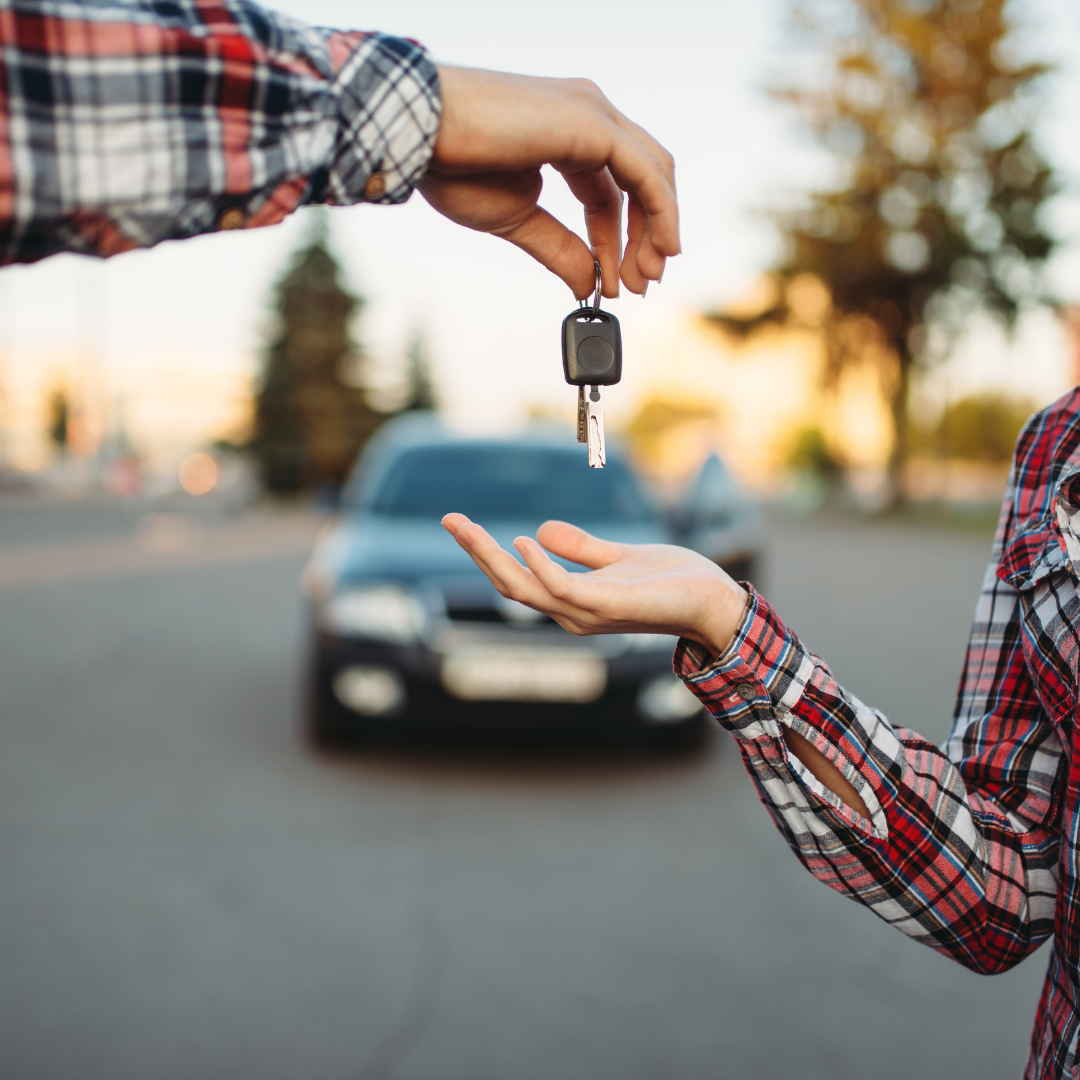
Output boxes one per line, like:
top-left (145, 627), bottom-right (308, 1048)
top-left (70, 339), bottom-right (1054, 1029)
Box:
top-left (683, 579), bottom-right (870, 818)
top-left (676, 586), bottom-right (1059, 973)
top-left (782, 727), bottom-right (871, 819)
top-left (0, 1), bottom-right (440, 265)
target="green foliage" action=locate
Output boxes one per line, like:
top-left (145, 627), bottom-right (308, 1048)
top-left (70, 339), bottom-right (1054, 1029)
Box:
top-left (403, 327), bottom-right (437, 412)
top-left (910, 391), bottom-right (1035, 462)
top-left (708, 0), bottom-right (1056, 495)
top-left (785, 425), bottom-right (843, 477)
top-left (253, 217), bottom-right (384, 493)
top-left (47, 389), bottom-right (69, 451)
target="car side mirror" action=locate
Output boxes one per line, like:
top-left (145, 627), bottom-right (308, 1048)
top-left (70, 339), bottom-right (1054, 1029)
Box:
top-left (675, 453), bottom-right (741, 535)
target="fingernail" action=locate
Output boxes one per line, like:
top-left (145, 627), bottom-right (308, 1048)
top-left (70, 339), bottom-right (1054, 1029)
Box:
top-left (658, 266), bottom-right (665, 284)
top-left (642, 281), bottom-right (649, 298)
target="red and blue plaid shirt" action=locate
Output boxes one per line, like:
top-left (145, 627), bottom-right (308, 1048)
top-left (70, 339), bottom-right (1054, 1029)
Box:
top-left (0, 0), bottom-right (440, 264)
top-left (676, 386), bottom-right (1080, 1079)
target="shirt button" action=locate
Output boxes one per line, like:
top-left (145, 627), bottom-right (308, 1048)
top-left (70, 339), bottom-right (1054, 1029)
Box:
top-left (217, 207), bottom-right (246, 231)
top-left (364, 172), bottom-right (387, 199)
top-left (736, 683), bottom-right (756, 701)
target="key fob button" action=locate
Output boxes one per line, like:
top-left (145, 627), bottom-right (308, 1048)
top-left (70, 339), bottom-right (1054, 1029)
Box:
top-left (577, 336), bottom-right (615, 376)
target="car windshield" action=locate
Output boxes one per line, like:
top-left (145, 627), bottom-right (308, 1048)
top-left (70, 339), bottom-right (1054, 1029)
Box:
top-left (365, 444), bottom-right (655, 524)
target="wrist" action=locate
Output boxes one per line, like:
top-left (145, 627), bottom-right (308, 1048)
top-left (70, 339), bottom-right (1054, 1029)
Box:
top-left (431, 65), bottom-right (510, 168)
top-left (686, 577), bottom-right (749, 662)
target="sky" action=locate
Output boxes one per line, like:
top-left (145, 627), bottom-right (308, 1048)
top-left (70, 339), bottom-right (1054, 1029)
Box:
top-left (1, 0), bottom-right (1079, 446)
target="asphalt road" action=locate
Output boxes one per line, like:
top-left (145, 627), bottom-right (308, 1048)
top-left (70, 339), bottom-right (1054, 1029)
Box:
top-left (0, 497), bottom-right (1047, 1080)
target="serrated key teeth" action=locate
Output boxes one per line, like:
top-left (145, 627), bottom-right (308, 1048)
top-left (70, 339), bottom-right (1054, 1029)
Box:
top-left (587, 421), bottom-right (606, 468)
top-left (586, 385), bottom-right (606, 468)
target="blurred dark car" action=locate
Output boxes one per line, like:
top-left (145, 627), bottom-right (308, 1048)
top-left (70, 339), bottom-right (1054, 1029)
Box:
top-left (301, 415), bottom-right (762, 747)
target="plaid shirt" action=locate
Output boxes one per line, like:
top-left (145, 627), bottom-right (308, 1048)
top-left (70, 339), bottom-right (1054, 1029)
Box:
top-left (676, 386), bottom-right (1080, 1079)
top-left (0, 0), bottom-right (441, 264)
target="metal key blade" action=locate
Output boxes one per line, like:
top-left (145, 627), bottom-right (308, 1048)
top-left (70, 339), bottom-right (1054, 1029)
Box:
top-left (576, 386), bottom-right (588, 443)
top-left (586, 385), bottom-right (606, 468)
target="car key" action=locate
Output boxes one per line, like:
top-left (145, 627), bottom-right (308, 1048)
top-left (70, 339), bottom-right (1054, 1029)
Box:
top-left (585, 385), bottom-right (605, 468)
top-left (562, 261), bottom-right (620, 469)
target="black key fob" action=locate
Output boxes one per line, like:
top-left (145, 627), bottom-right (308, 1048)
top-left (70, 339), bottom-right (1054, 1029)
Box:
top-left (562, 307), bottom-right (621, 387)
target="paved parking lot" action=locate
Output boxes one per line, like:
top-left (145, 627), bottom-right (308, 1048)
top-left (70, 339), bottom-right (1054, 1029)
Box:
top-left (0, 498), bottom-right (1045, 1079)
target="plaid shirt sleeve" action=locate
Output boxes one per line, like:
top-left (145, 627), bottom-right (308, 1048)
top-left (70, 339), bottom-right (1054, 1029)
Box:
top-left (0, 0), bottom-right (442, 264)
top-left (674, 470), bottom-right (1065, 974)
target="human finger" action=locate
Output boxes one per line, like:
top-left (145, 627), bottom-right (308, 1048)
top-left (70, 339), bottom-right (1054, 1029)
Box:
top-left (512, 537), bottom-right (610, 635)
top-left (441, 512), bottom-right (471, 538)
top-left (445, 515), bottom-right (574, 616)
top-left (619, 194), bottom-right (647, 295)
top-left (497, 204), bottom-right (602, 301)
top-left (561, 167), bottom-right (623, 298)
top-left (442, 513), bottom-right (515, 585)
top-left (616, 188), bottom-right (667, 286)
top-left (535, 520), bottom-right (626, 569)
top-left (600, 126), bottom-right (680, 262)
top-left (601, 107), bottom-right (679, 259)
top-left (633, 225), bottom-right (666, 286)
top-left (608, 112), bottom-right (677, 207)
top-left (445, 517), bottom-right (528, 596)
top-left (512, 535), bottom-right (589, 607)
top-left (419, 171), bottom-right (598, 300)
top-left (516, 535), bottom-right (649, 637)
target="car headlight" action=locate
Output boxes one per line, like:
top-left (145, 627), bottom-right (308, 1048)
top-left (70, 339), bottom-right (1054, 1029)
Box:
top-left (625, 633), bottom-right (679, 653)
top-left (321, 584), bottom-right (425, 643)
top-left (637, 674), bottom-right (703, 724)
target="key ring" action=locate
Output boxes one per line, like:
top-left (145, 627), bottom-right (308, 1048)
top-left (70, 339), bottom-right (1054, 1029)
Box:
top-left (579, 260), bottom-right (603, 319)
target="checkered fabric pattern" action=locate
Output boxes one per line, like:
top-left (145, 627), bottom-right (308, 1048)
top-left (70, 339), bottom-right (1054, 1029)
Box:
top-left (675, 385), bottom-right (1080, 1079)
top-left (0, 0), bottom-right (441, 264)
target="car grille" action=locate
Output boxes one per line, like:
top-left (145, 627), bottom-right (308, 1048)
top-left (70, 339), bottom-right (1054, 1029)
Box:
top-left (445, 604), bottom-right (555, 626)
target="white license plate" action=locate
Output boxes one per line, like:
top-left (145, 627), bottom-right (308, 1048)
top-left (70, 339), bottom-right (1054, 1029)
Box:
top-left (441, 647), bottom-right (607, 703)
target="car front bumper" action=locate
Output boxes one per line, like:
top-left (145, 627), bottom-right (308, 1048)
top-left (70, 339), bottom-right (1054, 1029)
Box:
top-left (310, 628), bottom-right (686, 729)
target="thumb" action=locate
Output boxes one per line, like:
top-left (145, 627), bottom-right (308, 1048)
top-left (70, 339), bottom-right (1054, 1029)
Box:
top-left (497, 206), bottom-right (600, 300)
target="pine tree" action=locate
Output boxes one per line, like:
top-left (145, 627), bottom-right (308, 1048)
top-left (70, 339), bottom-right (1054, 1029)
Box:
top-left (708, 0), bottom-right (1055, 503)
top-left (47, 389), bottom-right (69, 455)
top-left (403, 326), bottom-right (437, 412)
top-left (254, 216), bottom-right (384, 493)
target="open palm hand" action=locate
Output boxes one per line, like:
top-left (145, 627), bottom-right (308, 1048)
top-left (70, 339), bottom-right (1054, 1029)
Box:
top-left (441, 514), bottom-right (747, 656)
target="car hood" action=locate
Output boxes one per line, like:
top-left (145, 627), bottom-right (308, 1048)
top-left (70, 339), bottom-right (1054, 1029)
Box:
top-left (320, 514), bottom-right (670, 588)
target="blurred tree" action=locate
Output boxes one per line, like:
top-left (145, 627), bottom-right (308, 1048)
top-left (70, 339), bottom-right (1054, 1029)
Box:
top-left (625, 394), bottom-right (720, 479)
top-left (47, 389), bottom-right (69, 455)
top-left (254, 216), bottom-right (384, 493)
top-left (403, 326), bottom-right (437, 411)
top-left (786, 425), bottom-right (844, 479)
top-left (707, 0), bottom-right (1055, 504)
top-left (626, 395), bottom-right (718, 455)
top-left (910, 391), bottom-right (1035, 461)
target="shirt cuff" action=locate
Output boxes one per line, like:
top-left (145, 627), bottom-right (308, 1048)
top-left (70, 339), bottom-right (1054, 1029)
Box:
top-left (324, 32), bottom-right (441, 206)
top-left (673, 586), bottom-right (815, 738)
top-left (674, 586), bottom-right (886, 839)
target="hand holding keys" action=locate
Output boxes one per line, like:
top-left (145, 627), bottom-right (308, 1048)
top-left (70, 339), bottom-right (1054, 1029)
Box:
top-left (562, 262), bottom-right (621, 469)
